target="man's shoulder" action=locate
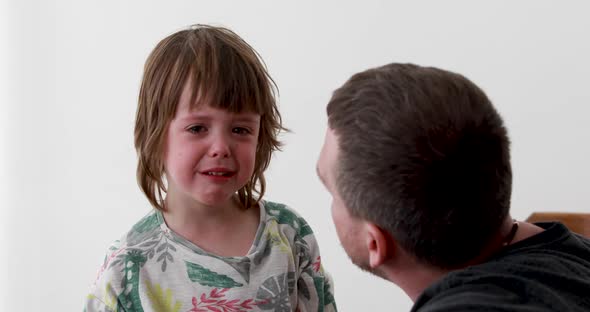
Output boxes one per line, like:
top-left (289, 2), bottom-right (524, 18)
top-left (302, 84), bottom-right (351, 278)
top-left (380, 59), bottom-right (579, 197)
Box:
top-left (412, 273), bottom-right (559, 312)
top-left (413, 245), bottom-right (590, 312)
top-left (412, 285), bottom-right (509, 312)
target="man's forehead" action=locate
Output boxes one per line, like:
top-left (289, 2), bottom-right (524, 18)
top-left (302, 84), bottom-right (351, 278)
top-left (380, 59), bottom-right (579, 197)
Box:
top-left (323, 128), bottom-right (340, 158)
top-left (318, 128), bottom-right (340, 186)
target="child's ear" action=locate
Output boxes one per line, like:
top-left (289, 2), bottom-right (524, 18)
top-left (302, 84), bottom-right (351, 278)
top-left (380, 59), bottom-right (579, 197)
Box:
top-left (365, 223), bottom-right (395, 268)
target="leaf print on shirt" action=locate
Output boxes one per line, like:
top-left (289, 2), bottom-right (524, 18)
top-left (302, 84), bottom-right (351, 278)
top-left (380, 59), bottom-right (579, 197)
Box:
top-left (314, 276), bottom-right (337, 310)
top-left (255, 272), bottom-right (295, 312)
top-left (127, 212), bottom-right (162, 246)
top-left (294, 236), bottom-right (311, 265)
top-left (165, 225), bottom-right (252, 283)
top-left (86, 281), bottom-right (117, 312)
top-left (97, 246), bottom-right (125, 282)
top-left (266, 219), bottom-right (293, 254)
top-left (189, 288), bottom-right (263, 312)
top-left (185, 261), bottom-right (243, 288)
top-left (112, 213), bottom-right (177, 273)
top-left (252, 241), bottom-right (272, 266)
top-left (145, 280), bottom-right (182, 312)
top-left (110, 240), bottom-right (177, 274)
top-left (218, 257), bottom-right (251, 284)
top-left (265, 202), bottom-right (313, 238)
top-left (117, 249), bottom-right (147, 312)
top-left (153, 241), bottom-right (176, 272)
top-left (297, 278), bottom-right (311, 301)
top-left (312, 256), bottom-right (321, 273)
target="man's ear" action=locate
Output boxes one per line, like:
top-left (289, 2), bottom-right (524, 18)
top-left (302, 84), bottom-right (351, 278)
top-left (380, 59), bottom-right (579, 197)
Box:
top-left (366, 223), bottom-right (395, 268)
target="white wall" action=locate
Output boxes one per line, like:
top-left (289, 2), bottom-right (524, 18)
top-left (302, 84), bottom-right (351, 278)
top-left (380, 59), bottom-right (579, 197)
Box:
top-left (1, 0), bottom-right (14, 309)
top-left (2, 0), bottom-right (589, 310)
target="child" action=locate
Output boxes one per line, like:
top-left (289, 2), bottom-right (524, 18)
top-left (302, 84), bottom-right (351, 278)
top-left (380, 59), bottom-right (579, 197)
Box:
top-left (85, 25), bottom-right (337, 312)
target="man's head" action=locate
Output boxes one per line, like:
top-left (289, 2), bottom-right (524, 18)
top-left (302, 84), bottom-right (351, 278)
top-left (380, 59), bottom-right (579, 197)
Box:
top-left (317, 63), bottom-right (512, 270)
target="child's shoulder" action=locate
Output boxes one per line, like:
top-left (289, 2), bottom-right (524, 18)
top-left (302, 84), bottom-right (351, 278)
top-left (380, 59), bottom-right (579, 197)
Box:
top-left (98, 210), bottom-right (164, 269)
top-left (262, 200), bottom-right (314, 237)
top-left (90, 211), bottom-right (165, 292)
top-left (262, 200), bottom-right (304, 221)
top-left (122, 210), bottom-right (164, 247)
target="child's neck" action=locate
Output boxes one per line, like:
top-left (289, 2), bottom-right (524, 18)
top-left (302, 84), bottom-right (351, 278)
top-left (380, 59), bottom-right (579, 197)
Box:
top-left (163, 194), bottom-right (241, 233)
top-left (167, 193), bottom-right (238, 216)
top-left (162, 195), bottom-right (260, 257)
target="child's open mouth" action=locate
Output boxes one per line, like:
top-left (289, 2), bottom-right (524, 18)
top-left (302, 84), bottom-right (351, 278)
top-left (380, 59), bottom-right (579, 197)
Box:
top-left (204, 171), bottom-right (234, 177)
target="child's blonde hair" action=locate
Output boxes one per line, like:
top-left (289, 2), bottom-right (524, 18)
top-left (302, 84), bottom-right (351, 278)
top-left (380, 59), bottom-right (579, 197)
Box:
top-left (134, 24), bottom-right (284, 211)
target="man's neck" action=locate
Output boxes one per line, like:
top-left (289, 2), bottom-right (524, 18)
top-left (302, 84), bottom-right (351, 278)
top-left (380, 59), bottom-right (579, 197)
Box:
top-left (373, 245), bottom-right (449, 302)
top-left (382, 259), bottom-right (447, 301)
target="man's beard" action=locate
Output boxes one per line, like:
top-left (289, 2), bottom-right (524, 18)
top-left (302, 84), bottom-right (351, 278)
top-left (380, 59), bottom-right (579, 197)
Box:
top-left (346, 247), bottom-right (390, 282)
top-left (348, 252), bottom-right (371, 272)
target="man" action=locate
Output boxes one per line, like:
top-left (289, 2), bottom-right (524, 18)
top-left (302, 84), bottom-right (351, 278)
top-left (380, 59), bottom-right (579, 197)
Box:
top-left (317, 63), bottom-right (590, 311)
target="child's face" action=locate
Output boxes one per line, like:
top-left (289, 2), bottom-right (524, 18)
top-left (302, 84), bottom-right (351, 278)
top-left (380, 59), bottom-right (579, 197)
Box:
top-left (163, 85), bottom-right (260, 208)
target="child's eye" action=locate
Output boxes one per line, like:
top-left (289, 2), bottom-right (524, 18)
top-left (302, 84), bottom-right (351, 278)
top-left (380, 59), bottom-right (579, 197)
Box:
top-left (232, 127), bottom-right (251, 135)
top-left (187, 125), bottom-right (206, 134)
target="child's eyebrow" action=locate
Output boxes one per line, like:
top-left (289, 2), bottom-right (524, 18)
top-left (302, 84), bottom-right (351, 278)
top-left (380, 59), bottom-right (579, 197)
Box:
top-left (177, 115), bottom-right (211, 123)
top-left (233, 115), bottom-right (260, 124)
top-left (176, 114), bottom-right (259, 124)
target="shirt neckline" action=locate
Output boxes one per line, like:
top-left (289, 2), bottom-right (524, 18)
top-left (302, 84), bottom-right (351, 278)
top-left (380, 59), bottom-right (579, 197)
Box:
top-left (155, 200), bottom-right (267, 260)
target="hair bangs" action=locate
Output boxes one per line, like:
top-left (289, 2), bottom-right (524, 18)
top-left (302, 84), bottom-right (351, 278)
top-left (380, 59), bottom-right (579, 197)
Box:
top-left (184, 31), bottom-right (267, 115)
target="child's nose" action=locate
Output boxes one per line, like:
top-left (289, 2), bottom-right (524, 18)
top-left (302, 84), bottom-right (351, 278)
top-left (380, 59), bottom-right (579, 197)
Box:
top-left (208, 134), bottom-right (231, 158)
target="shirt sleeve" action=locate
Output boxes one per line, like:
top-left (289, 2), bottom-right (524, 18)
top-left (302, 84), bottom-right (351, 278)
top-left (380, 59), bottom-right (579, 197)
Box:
top-left (84, 294), bottom-right (116, 312)
top-left (294, 220), bottom-right (338, 312)
top-left (84, 241), bottom-right (123, 312)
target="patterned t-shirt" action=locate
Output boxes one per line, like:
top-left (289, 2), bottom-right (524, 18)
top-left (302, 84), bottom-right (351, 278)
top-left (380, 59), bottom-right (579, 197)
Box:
top-left (85, 201), bottom-right (337, 312)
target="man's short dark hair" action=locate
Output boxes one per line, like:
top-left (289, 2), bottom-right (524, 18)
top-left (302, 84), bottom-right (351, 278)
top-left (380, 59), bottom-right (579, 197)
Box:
top-left (327, 63), bottom-right (512, 269)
